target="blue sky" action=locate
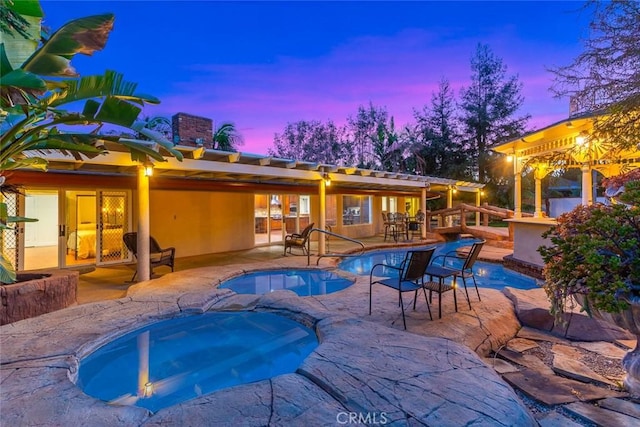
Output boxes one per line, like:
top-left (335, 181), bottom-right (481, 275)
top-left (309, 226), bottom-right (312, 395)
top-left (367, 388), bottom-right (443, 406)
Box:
top-left (42, 1), bottom-right (593, 154)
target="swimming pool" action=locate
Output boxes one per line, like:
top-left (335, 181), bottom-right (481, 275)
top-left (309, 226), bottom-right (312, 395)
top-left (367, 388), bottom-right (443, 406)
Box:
top-left (338, 239), bottom-right (539, 290)
top-left (76, 311), bottom-right (318, 412)
top-left (219, 268), bottom-right (354, 296)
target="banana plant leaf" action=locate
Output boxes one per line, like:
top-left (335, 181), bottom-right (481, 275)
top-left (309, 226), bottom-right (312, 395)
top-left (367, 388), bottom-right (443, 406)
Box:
top-left (0, 202), bottom-right (38, 226)
top-left (21, 14), bottom-right (115, 77)
top-left (0, 254), bottom-right (17, 284)
top-left (49, 70), bottom-right (160, 107)
top-left (116, 139), bottom-right (177, 162)
top-left (1, 0), bottom-right (42, 71)
top-left (7, 215), bottom-right (38, 223)
top-left (0, 69), bottom-right (46, 90)
top-left (0, 157), bottom-right (48, 171)
top-left (87, 97), bottom-right (142, 128)
top-left (4, 0), bottom-right (44, 18)
top-left (132, 123), bottom-right (183, 160)
top-left (0, 44), bottom-right (46, 108)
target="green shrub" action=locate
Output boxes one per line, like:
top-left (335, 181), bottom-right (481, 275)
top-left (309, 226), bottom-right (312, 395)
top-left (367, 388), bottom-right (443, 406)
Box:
top-left (538, 178), bottom-right (640, 321)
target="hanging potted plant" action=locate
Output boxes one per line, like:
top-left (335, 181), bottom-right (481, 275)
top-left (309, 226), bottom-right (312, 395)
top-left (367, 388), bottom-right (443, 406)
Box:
top-left (538, 169), bottom-right (640, 395)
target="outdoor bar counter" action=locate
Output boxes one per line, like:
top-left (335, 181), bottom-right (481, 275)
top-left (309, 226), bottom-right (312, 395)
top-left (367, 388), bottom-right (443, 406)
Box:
top-left (504, 217), bottom-right (557, 278)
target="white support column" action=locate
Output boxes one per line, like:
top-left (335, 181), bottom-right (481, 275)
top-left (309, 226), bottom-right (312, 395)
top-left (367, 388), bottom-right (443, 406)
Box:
top-left (581, 163), bottom-right (593, 206)
top-left (137, 165), bottom-right (151, 281)
top-left (475, 190), bottom-right (481, 225)
top-left (514, 158), bottom-right (522, 218)
top-left (421, 187), bottom-right (427, 239)
top-left (534, 176), bottom-right (543, 218)
top-left (318, 179), bottom-right (326, 255)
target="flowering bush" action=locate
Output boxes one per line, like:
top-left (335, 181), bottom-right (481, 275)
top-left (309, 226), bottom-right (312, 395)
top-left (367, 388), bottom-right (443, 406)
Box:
top-left (538, 174), bottom-right (640, 321)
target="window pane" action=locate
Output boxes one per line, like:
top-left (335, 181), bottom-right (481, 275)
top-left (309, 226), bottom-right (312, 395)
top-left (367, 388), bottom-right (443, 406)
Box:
top-left (342, 195), bottom-right (371, 225)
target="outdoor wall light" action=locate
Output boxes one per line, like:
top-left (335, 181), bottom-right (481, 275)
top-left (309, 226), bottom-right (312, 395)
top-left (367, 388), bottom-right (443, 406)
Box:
top-left (143, 162), bottom-right (154, 177)
top-left (575, 131), bottom-right (589, 146)
top-left (323, 173), bottom-right (331, 186)
top-left (506, 154), bottom-right (514, 163)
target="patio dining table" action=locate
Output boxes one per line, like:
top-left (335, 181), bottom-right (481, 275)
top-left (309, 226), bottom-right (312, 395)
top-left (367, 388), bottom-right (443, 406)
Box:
top-left (388, 214), bottom-right (410, 242)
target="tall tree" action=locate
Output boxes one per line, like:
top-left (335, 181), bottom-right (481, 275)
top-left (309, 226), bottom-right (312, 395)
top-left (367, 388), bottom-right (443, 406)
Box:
top-left (550, 0), bottom-right (640, 151)
top-left (269, 120), bottom-right (351, 165)
top-left (213, 121), bottom-right (243, 151)
top-left (371, 116), bottom-right (404, 172)
top-left (346, 103), bottom-right (391, 169)
top-left (459, 44), bottom-right (529, 183)
top-left (412, 78), bottom-right (470, 179)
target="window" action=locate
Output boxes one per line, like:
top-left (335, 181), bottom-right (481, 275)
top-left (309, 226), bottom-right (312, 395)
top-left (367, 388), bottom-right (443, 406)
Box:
top-left (299, 196), bottom-right (310, 215)
top-left (342, 195), bottom-right (371, 225)
top-left (382, 196), bottom-right (398, 213)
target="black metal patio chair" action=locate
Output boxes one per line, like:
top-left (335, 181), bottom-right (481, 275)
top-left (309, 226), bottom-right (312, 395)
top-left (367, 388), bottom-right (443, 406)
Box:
top-left (369, 248), bottom-right (436, 329)
top-left (423, 240), bottom-right (485, 317)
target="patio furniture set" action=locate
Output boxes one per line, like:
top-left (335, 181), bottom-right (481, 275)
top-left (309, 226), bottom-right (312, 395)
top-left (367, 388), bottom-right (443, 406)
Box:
top-left (382, 211), bottom-right (425, 242)
top-left (369, 240), bottom-right (485, 328)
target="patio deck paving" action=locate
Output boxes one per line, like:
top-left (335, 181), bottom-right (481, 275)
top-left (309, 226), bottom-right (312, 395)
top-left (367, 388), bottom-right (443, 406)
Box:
top-left (2, 235), bottom-right (639, 425)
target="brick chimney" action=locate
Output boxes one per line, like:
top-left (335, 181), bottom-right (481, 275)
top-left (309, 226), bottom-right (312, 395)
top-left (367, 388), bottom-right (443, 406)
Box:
top-left (171, 113), bottom-right (213, 148)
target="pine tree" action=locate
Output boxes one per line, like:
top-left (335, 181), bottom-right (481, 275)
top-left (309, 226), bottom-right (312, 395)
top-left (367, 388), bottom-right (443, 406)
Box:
top-left (413, 78), bottom-right (470, 179)
top-left (269, 120), bottom-right (351, 165)
top-left (460, 44), bottom-right (529, 183)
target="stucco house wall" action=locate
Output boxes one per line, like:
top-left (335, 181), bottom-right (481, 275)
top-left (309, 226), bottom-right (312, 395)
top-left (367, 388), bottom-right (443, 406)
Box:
top-left (149, 190), bottom-right (256, 257)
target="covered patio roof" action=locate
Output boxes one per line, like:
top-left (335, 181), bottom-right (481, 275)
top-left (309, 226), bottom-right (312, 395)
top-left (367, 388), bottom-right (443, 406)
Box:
top-left (39, 141), bottom-right (485, 196)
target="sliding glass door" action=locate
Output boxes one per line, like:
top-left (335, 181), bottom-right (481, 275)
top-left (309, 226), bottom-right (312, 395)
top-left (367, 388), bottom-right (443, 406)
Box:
top-left (23, 189), bottom-right (60, 270)
top-left (254, 194), bottom-right (312, 246)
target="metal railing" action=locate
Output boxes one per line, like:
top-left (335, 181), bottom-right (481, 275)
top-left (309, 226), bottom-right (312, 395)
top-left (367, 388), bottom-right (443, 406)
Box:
top-left (306, 228), bottom-right (365, 266)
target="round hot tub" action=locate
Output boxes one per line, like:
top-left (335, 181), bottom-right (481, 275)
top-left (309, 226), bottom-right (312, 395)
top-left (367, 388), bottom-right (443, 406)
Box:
top-left (219, 269), bottom-right (354, 296)
top-left (76, 311), bottom-right (318, 412)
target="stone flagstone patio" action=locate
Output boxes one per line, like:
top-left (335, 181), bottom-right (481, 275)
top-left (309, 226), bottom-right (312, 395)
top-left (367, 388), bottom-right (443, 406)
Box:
top-left (1, 258), bottom-right (536, 426)
top-left (2, 255), bottom-right (639, 425)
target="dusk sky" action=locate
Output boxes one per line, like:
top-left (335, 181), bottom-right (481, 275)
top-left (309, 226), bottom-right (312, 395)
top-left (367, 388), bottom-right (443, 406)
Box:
top-left (42, 1), bottom-right (594, 155)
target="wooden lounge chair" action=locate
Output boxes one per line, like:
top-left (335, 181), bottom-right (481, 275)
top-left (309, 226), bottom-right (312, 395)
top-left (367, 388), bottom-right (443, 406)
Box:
top-left (284, 223), bottom-right (314, 255)
top-left (123, 232), bottom-right (176, 281)
top-left (369, 249), bottom-right (435, 329)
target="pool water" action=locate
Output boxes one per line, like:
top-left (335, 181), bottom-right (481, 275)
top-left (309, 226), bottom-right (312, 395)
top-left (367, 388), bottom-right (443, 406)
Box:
top-left (77, 311), bottom-right (318, 412)
top-left (219, 269), bottom-right (353, 296)
top-left (338, 239), bottom-right (539, 290)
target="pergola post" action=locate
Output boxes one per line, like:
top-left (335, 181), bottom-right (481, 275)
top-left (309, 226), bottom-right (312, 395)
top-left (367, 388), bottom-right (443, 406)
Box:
top-left (421, 187), bottom-right (427, 239)
top-left (318, 176), bottom-right (327, 255)
top-left (475, 189), bottom-right (481, 225)
top-left (446, 187), bottom-right (454, 227)
top-left (534, 176), bottom-right (543, 217)
top-left (581, 163), bottom-right (593, 206)
top-left (533, 164), bottom-right (551, 218)
top-left (136, 165), bottom-right (151, 282)
top-left (514, 157), bottom-right (522, 218)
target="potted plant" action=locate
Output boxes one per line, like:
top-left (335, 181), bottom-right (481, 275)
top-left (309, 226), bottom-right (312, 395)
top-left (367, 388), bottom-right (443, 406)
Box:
top-left (538, 169), bottom-right (640, 395)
